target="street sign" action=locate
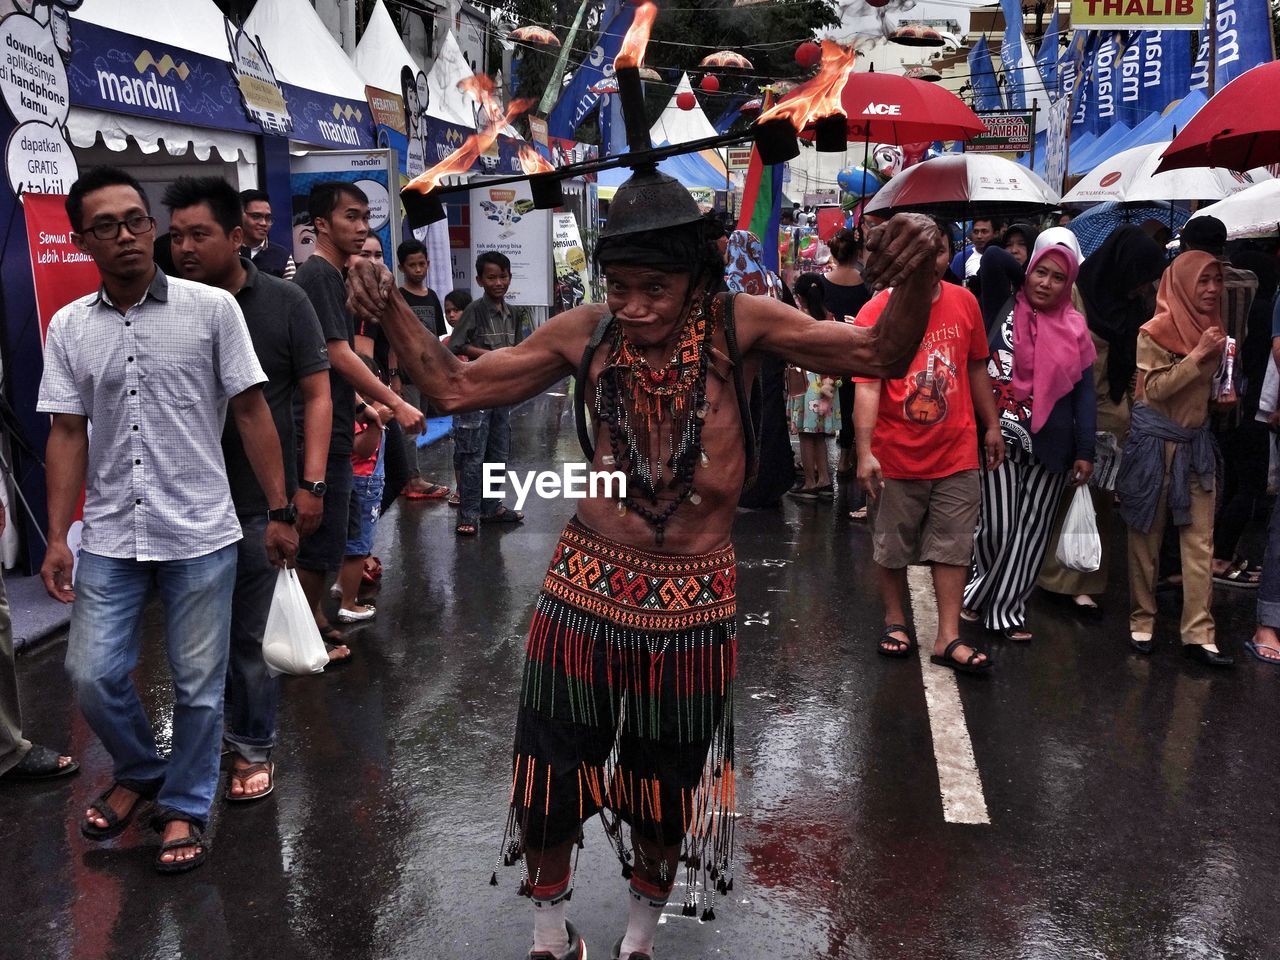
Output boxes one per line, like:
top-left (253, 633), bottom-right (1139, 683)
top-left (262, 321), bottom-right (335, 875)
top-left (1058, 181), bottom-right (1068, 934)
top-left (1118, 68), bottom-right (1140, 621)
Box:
top-left (727, 145), bottom-right (753, 170)
top-left (966, 113), bottom-right (1033, 154)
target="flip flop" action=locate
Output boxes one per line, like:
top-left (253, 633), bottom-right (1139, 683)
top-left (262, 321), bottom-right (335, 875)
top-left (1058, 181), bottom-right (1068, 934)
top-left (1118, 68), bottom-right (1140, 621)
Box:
top-left (1243, 639), bottom-right (1280, 665)
top-left (403, 481), bottom-right (450, 500)
top-left (959, 608), bottom-right (981, 623)
top-left (877, 623), bottom-right (917, 658)
top-left (456, 519), bottom-right (478, 537)
top-left (930, 638), bottom-right (992, 675)
top-left (1, 744), bottom-right (78, 783)
top-left (225, 760), bottom-right (275, 803)
top-left (324, 641), bottom-right (354, 666)
top-left (481, 507), bottom-right (524, 524)
top-left (1000, 626), bottom-right (1033, 643)
top-left (1213, 560), bottom-right (1262, 588)
top-left (447, 492), bottom-right (461, 507)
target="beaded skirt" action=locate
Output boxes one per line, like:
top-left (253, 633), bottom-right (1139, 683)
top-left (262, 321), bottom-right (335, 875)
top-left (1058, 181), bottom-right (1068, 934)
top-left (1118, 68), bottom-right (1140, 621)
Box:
top-left (499, 517), bottom-right (737, 918)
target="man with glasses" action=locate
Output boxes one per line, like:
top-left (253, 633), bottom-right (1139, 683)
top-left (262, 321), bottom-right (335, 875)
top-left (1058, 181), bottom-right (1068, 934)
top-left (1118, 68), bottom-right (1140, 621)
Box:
top-left (38, 167), bottom-right (298, 874)
top-left (239, 188), bottom-right (295, 280)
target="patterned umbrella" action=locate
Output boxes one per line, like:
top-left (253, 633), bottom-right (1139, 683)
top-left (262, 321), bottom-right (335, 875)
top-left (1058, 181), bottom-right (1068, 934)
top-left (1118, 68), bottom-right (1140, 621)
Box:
top-left (639, 67), bottom-right (662, 82)
top-left (1066, 201), bottom-right (1189, 257)
top-left (699, 50), bottom-right (753, 70)
top-left (510, 25), bottom-right (559, 47)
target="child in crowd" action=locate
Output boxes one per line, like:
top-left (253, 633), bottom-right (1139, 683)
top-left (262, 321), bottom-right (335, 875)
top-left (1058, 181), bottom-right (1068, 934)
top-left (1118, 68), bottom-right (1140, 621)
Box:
top-left (336, 357), bottom-right (393, 623)
top-left (443, 289), bottom-right (474, 507)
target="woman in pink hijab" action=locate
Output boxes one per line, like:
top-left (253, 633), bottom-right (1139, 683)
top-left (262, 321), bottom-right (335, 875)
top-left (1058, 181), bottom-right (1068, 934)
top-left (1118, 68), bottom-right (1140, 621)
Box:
top-left (963, 246), bottom-right (1098, 641)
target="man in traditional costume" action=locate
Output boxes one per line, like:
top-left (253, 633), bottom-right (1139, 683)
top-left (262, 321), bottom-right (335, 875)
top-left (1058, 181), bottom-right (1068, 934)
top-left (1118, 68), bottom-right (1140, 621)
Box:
top-left (346, 164), bottom-right (942, 960)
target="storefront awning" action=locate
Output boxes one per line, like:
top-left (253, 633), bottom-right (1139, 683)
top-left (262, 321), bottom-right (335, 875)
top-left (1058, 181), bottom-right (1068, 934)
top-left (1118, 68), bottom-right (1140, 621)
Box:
top-left (68, 107), bottom-right (256, 162)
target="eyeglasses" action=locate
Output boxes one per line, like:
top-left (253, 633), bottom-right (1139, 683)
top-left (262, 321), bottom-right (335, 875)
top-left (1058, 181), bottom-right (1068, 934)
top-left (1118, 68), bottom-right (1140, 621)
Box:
top-left (246, 212), bottom-right (274, 223)
top-left (82, 215), bottom-right (157, 240)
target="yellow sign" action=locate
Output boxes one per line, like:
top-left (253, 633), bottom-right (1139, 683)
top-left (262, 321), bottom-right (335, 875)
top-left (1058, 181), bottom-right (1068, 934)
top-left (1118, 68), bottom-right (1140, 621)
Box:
top-left (1070, 0), bottom-right (1204, 29)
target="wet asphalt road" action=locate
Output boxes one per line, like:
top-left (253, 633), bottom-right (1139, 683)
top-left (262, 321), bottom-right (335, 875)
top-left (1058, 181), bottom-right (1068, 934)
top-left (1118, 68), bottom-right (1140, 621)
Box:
top-left (3, 388), bottom-right (1280, 960)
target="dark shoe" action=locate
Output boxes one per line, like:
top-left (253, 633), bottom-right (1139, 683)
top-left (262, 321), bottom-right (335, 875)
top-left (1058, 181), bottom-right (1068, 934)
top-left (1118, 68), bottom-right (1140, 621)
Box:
top-left (1181, 644), bottom-right (1234, 668)
top-left (0, 744), bottom-right (78, 783)
top-left (1000, 625), bottom-right (1033, 643)
top-left (530, 920), bottom-right (586, 960)
top-left (876, 623), bottom-right (916, 659)
top-left (930, 638), bottom-right (993, 675)
top-left (1129, 633), bottom-right (1154, 654)
top-left (80, 781), bottom-right (157, 841)
top-left (153, 819), bottom-right (208, 875)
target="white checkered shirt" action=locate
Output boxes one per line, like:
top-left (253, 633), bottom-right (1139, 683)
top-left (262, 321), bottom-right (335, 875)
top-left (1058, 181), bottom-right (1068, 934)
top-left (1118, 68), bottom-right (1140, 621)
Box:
top-left (37, 270), bottom-right (267, 562)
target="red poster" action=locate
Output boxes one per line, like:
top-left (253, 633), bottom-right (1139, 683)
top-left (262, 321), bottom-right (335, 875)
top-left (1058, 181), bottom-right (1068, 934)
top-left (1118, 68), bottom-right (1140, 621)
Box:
top-left (22, 193), bottom-right (101, 342)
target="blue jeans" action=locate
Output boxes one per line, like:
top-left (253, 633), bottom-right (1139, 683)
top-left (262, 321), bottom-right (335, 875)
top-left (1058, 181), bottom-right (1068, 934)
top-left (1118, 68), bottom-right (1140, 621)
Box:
top-left (65, 546), bottom-right (238, 828)
top-left (225, 516), bottom-right (278, 764)
top-left (453, 405), bottom-right (512, 524)
top-left (1258, 495), bottom-right (1280, 629)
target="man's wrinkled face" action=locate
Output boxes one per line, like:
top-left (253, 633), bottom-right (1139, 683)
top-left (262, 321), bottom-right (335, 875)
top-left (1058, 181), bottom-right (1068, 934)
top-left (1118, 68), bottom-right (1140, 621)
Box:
top-left (605, 265), bottom-right (692, 347)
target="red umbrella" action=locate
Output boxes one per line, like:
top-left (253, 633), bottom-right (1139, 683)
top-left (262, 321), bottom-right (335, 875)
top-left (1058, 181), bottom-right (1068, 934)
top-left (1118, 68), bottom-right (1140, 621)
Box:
top-left (1156, 61), bottom-right (1280, 173)
top-left (784, 70), bottom-right (986, 145)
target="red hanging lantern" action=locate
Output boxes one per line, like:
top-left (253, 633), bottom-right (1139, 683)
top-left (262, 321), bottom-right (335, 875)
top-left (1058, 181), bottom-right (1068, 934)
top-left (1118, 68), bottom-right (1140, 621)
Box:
top-left (866, 0), bottom-right (891, 7)
top-left (676, 90), bottom-right (697, 111)
top-left (700, 73), bottom-right (720, 93)
top-left (795, 41), bottom-right (821, 69)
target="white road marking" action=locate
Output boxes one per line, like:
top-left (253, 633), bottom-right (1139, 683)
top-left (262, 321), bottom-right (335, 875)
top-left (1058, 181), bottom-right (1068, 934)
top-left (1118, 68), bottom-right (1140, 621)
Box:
top-left (907, 566), bottom-right (991, 825)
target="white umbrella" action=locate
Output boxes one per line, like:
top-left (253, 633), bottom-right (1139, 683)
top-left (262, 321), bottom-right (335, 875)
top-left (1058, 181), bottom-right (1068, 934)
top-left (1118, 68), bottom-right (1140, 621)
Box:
top-left (1185, 179), bottom-right (1280, 239)
top-left (864, 154), bottom-right (1060, 219)
top-left (1063, 141), bottom-right (1271, 204)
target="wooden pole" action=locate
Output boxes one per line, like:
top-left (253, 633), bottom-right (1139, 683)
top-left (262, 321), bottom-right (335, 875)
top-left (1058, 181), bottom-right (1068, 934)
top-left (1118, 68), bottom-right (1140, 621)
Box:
top-left (1208, 0), bottom-right (1218, 96)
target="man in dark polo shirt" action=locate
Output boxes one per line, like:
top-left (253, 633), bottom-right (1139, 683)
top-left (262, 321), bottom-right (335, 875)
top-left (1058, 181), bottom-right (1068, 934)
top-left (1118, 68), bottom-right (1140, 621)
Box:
top-left (239, 189), bottom-right (296, 279)
top-left (165, 176), bottom-right (338, 801)
top-left (292, 182), bottom-right (424, 641)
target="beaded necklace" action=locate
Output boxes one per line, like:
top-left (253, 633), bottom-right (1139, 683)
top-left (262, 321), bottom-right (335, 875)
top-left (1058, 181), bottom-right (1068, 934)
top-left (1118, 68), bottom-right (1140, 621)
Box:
top-left (595, 295), bottom-right (715, 546)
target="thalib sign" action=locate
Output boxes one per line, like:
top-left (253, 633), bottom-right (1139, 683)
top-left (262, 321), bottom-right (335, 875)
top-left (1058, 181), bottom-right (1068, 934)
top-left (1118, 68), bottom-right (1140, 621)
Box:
top-left (966, 113), bottom-right (1033, 153)
top-left (1071, 0), bottom-right (1205, 29)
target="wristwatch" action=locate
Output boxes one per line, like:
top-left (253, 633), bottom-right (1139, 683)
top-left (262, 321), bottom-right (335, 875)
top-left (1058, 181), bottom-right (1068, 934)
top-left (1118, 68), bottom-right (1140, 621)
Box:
top-left (267, 503), bottom-right (298, 525)
top-left (299, 479), bottom-right (327, 497)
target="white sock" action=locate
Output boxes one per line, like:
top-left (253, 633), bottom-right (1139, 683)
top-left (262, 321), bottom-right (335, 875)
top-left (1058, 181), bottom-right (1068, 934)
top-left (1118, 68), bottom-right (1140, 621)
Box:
top-left (531, 885), bottom-right (570, 957)
top-left (619, 882), bottom-right (668, 959)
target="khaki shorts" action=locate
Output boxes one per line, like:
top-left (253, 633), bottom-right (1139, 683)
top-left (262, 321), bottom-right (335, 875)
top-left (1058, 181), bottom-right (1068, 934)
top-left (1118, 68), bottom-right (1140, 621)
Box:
top-left (868, 470), bottom-right (980, 568)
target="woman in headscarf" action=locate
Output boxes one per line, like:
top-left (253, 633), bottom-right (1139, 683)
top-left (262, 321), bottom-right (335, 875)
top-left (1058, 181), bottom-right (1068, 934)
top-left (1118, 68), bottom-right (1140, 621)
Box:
top-left (722, 229), bottom-right (797, 509)
top-left (976, 222), bottom-right (1040, 333)
top-left (1038, 226), bottom-right (1165, 609)
top-left (962, 246), bottom-right (1097, 641)
top-left (1116, 251), bottom-right (1230, 666)
top-left (1210, 250), bottom-right (1279, 585)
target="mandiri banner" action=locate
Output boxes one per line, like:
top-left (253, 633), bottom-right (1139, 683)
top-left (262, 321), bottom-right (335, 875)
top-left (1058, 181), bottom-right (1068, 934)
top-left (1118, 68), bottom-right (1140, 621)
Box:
top-left (1071, 0), bottom-right (1205, 29)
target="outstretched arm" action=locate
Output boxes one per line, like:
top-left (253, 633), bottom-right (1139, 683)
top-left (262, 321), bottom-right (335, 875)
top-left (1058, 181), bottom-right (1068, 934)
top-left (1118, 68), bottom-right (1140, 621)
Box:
top-left (346, 259), bottom-right (594, 413)
top-left (740, 214), bottom-right (940, 380)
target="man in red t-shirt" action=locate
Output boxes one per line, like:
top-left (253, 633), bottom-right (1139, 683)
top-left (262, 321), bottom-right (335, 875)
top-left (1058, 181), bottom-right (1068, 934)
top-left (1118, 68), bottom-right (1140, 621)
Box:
top-left (854, 220), bottom-right (1003, 675)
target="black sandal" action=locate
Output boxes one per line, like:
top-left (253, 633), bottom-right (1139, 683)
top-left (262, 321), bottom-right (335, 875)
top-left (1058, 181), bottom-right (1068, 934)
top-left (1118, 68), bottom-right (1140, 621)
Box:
top-left (153, 819), bottom-right (208, 874)
top-left (930, 638), bottom-right (993, 675)
top-left (1000, 626), bottom-right (1033, 643)
top-left (877, 623), bottom-right (917, 658)
top-left (1, 744), bottom-right (79, 783)
top-left (80, 781), bottom-right (155, 841)
top-left (324, 641), bottom-right (354, 666)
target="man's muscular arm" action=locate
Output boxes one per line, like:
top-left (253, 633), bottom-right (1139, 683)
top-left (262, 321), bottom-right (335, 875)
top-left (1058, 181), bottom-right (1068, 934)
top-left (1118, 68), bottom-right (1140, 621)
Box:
top-left (740, 214), bottom-right (939, 380)
top-left (347, 260), bottom-right (591, 412)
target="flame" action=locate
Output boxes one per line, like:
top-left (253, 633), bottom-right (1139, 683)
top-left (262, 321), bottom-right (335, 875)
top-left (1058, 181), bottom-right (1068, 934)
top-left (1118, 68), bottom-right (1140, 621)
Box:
top-left (756, 39), bottom-right (856, 132)
top-left (459, 74), bottom-right (504, 127)
top-left (614, 1), bottom-right (658, 70)
top-left (405, 96), bottom-right (537, 196)
top-left (518, 144), bottom-right (555, 175)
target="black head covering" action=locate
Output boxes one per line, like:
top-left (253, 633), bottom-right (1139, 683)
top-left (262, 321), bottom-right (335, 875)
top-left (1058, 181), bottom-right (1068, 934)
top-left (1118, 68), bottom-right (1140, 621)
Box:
top-left (1077, 225), bottom-right (1166, 404)
top-left (594, 165), bottom-right (720, 278)
top-left (1231, 250), bottom-right (1278, 303)
top-left (1002, 222), bottom-right (1040, 252)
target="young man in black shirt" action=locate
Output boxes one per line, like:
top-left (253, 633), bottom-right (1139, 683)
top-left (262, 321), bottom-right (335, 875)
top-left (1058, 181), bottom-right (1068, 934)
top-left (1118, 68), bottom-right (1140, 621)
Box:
top-left (292, 183), bottom-right (425, 643)
top-left (166, 176), bottom-right (337, 798)
top-left (394, 239), bottom-right (450, 500)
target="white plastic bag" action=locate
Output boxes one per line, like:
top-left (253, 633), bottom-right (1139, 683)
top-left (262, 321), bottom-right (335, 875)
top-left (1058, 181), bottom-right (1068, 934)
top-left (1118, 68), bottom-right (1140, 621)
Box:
top-left (1056, 486), bottom-right (1102, 573)
top-left (262, 569), bottom-right (328, 677)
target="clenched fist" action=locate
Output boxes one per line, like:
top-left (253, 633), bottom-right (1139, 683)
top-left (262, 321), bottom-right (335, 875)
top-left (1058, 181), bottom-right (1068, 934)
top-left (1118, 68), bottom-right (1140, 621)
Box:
top-left (862, 213), bottom-right (943, 291)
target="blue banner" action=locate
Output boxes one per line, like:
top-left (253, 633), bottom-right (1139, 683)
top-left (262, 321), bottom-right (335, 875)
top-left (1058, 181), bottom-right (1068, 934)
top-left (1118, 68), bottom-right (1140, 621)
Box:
top-left (1189, 0), bottom-right (1275, 93)
top-left (999, 0), bottom-right (1028, 108)
top-left (968, 37), bottom-right (1002, 111)
top-left (1081, 32), bottom-right (1122, 136)
top-left (547, 0), bottom-right (634, 140)
top-left (1114, 30), bottom-right (1194, 128)
top-left (65, 19), bottom-right (374, 149)
top-left (1035, 9), bottom-right (1060, 97)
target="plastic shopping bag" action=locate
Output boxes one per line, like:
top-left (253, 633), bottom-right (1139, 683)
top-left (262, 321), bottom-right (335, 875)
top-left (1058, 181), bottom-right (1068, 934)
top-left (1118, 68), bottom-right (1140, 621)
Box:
top-left (262, 568), bottom-right (328, 677)
top-left (1056, 485), bottom-right (1102, 573)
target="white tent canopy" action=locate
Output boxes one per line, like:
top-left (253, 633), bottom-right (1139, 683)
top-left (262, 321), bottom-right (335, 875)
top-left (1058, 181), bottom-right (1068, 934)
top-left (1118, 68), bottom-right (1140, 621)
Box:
top-left (649, 73), bottom-right (718, 147)
top-left (71, 0), bottom-right (234, 61)
top-left (427, 29), bottom-right (481, 129)
top-left (353, 0), bottom-right (422, 94)
top-left (244, 0), bottom-right (369, 101)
